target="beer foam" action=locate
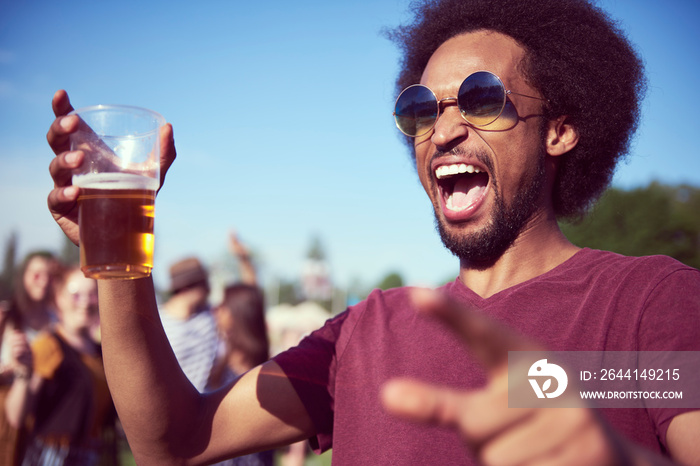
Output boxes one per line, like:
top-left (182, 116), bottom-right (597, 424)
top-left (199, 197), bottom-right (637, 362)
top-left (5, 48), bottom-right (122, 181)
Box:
top-left (73, 172), bottom-right (159, 191)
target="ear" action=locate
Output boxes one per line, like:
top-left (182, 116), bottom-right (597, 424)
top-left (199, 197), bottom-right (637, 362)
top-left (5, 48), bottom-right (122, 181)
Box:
top-left (545, 116), bottom-right (579, 157)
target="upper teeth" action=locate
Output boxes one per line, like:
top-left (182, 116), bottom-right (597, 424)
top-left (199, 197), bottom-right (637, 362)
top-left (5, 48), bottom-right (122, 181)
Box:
top-left (435, 164), bottom-right (481, 179)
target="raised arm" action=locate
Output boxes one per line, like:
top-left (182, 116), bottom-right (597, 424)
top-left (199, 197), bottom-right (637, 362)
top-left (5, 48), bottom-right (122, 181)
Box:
top-left (228, 230), bottom-right (258, 286)
top-left (46, 91), bottom-right (315, 465)
top-left (3, 329), bottom-right (39, 429)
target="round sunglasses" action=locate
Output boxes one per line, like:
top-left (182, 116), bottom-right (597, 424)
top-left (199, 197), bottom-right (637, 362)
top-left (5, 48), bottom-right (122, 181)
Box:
top-left (393, 70), bottom-right (546, 137)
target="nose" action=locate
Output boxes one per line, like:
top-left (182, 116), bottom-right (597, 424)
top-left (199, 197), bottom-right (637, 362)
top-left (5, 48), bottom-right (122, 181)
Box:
top-left (32, 271), bottom-right (49, 285)
top-left (431, 98), bottom-right (469, 150)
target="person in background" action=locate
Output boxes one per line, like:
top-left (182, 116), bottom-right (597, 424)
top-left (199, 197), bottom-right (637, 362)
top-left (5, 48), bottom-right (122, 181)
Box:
top-left (1, 252), bottom-right (57, 350)
top-left (5, 263), bottom-right (116, 465)
top-left (209, 232), bottom-right (266, 385)
top-left (210, 283), bottom-right (269, 384)
top-left (206, 232), bottom-right (274, 466)
top-left (208, 283), bottom-right (274, 466)
top-left (159, 256), bottom-right (219, 393)
top-left (161, 231), bottom-right (256, 395)
top-left (0, 251), bottom-right (57, 466)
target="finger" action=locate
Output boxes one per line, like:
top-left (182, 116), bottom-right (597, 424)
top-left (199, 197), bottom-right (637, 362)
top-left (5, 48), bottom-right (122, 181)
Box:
top-left (410, 288), bottom-right (539, 370)
top-left (46, 114), bottom-right (80, 156)
top-left (229, 230), bottom-right (240, 251)
top-left (47, 90), bottom-right (76, 155)
top-left (47, 185), bottom-right (80, 219)
top-left (158, 123), bottom-right (176, 192)
top-left (382, 377), bottom-right (533, 444)
top-left (52, 89), bottom-right (74, 118)
top-left (381, 378), bottom-right (463, 429)
top-left (46, 182), bottom-right (81, 246)
top-left (49, 150), bottom-right (84, 188)
top-left (479, 407), bottom-right (595, 466)
top-left (229, 230), bottom-right (248, 254)
top-left (499, 417), bottom-right (615, 466)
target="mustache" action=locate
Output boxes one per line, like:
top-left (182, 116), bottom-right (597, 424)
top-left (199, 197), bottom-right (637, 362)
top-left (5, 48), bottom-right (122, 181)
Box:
top-left (430, 148), bottom-right (494, 174)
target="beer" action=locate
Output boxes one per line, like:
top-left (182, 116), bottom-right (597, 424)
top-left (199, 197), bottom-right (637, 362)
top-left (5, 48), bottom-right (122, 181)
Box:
top-left (74, 173), bottom-right (158, 279)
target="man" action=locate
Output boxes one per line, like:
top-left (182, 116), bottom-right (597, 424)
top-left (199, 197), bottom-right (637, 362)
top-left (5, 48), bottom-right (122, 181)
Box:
top-left (160, 257), bottom-right (219, 392)
top-left (45, 0), bottom-right (699, 465)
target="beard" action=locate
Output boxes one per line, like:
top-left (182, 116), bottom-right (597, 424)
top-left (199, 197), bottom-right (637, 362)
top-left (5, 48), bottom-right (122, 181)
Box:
top-left (435, 145), bottom-right (547, 269)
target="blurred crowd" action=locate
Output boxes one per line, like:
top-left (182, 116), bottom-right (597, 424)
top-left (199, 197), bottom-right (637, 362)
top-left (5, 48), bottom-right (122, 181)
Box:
top-left (0, 232), bottom-right (332, 466)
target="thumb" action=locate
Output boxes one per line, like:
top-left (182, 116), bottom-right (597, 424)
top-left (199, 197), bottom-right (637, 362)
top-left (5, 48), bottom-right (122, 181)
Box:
top-left (158, 123), bottom-right (176, 192)
top-left (381, 378), bottom-right (463, 429)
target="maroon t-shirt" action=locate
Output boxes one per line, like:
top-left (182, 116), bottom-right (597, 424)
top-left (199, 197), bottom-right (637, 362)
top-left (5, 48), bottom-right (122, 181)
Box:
top-left (274, 249), bottom-right (700, 464)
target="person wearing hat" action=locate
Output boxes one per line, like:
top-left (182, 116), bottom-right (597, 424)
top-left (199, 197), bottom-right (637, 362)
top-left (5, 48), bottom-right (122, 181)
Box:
top-left (159, 257), bottom-right (220, 393)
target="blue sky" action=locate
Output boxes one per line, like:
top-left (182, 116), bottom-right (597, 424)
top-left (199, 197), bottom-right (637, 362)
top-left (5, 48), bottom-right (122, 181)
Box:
top-left (1, 0), bottom-right (699, 293)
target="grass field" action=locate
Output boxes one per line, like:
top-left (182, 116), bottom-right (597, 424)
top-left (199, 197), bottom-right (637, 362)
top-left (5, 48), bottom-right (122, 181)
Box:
top-left (117, 441), bottom-right (332, 466)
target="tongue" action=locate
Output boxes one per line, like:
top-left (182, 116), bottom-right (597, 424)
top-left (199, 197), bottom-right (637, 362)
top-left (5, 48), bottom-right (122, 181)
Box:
top-left (451, 176), bottom-right (487, 209)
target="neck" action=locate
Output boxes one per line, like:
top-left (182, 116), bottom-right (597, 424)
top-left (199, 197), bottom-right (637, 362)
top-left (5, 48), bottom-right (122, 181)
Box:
top-left (458, 208), bottom-right (579, 298)
top-left (56, 324), bottom-right (96, 355)
top-left (23, 304), bottom-right (52, 331)
top-left (228, 351), bottom-right (253, 375)
top-left (163, 295), bottom-right (203, 320)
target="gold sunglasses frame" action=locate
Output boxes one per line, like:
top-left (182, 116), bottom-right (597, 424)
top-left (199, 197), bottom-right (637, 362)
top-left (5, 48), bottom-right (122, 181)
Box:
top-left (393, 70), bottom-right (547, 137)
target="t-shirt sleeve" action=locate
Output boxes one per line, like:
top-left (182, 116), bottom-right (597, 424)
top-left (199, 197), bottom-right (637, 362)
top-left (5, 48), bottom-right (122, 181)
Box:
top-left (637, 266), bottom-right (700, 449)
top-left (272, 310), bottom-right (350, 453)
top-left (31, 333), bottom-right (63, 380)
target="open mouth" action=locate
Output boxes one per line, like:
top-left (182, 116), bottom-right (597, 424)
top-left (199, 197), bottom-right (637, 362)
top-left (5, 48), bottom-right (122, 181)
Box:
top-left (435, 163), bottom-right (489, 213)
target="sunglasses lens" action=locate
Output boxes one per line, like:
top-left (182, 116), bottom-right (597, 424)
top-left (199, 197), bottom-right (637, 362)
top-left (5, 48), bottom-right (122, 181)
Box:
top-left (458, 71), bottom-right (506, 126)
top-left (394, 85), bottom-right (438, 137)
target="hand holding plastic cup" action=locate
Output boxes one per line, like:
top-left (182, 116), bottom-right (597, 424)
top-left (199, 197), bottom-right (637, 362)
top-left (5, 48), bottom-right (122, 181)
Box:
top-left (69, 105), bottom-right (165, 280)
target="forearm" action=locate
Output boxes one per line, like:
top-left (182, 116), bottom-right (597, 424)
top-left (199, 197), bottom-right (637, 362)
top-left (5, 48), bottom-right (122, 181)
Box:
top-left (238, 256), bottom-right (257, 286)
top-left (98, 277), bottom-right (316, 465)
top-left (4, 375), bottom-right (35, 429)
top-left (98, 277), bottom-right (206, 464)
top-left (229, 232), bottom-right (257, 285)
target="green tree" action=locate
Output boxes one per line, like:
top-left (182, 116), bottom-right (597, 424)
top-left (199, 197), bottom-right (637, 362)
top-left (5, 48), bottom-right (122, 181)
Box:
top-left (59, 235), bottom-right (80, 266)
top-left (277, 279), bottom-right (302, 306)
top-left (561, 183), bottom-right (700, 269)
top-left (307, 235), bottom-right (326, 261)
top-left (376, 271), bottom-right (404, 291)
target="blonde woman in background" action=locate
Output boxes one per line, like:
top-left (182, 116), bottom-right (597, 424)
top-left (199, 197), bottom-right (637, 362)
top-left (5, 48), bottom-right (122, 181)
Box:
top-left (5, 263), bottom-right (116, 466)
top-left (0, 251), bottom-right (57, 466)
top-left (208, 283), bottom-right (274, 466)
